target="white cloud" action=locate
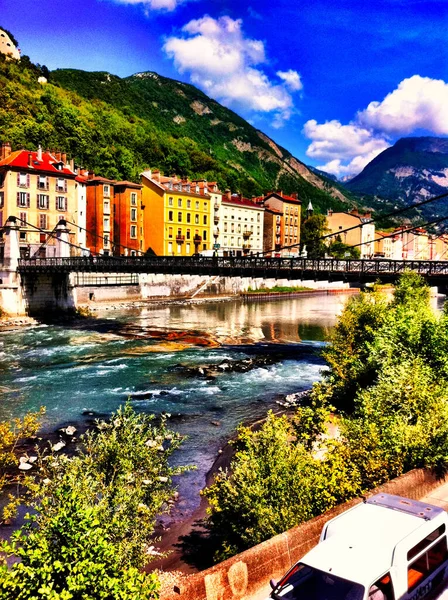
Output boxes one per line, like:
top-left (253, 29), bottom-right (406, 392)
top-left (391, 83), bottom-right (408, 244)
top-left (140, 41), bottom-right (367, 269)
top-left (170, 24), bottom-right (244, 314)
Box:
top-left (304, 75), bottom-right (448, 178)
top-left (303, 119), bottom-right (389, 177)
top-left (111, 0), bottom-right (187, 11)
top-left (357, 75), bottom-right (448, 135)
top-left (164, 15), bottom-right (301, 126)
top-left (277, 69), bottom-right (303, 92)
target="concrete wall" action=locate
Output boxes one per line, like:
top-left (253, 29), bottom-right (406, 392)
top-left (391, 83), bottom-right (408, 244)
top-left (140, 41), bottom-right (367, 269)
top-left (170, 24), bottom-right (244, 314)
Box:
top-left (0, 271), bottom-right (350, 315)
top-left (160, 469), bottom-right (448, 600)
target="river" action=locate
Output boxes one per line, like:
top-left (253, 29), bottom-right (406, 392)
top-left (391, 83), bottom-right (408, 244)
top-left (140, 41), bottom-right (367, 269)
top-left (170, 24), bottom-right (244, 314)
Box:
top-left (0, 293), bottom-right (359, 518)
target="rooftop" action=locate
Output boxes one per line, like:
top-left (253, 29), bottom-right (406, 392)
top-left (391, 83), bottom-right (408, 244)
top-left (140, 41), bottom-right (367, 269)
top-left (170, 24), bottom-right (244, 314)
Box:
top-left (0, 149), bottom-right (75, 176)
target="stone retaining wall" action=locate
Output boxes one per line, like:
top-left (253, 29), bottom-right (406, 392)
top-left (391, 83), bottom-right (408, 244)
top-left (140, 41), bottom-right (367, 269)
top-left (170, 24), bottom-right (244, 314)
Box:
top-left (161, 469), bottom-right (448, 600)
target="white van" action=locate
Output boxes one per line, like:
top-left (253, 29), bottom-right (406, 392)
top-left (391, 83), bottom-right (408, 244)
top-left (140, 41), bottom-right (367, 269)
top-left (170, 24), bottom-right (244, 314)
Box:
top-left (269, 493), bottom-right (448, 600)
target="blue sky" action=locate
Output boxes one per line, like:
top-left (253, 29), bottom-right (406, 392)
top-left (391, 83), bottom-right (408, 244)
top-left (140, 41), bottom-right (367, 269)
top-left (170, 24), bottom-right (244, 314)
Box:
top-left (3, 0), bottom-right (448, 178)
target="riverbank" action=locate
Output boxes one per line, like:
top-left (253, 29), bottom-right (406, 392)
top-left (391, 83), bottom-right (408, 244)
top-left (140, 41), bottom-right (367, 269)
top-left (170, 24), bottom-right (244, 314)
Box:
top-left (149, 391), bottom-right (310, 575)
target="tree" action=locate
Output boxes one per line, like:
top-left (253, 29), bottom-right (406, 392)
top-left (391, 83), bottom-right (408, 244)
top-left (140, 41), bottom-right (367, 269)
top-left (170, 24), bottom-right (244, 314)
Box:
top-left (300, 214), bottom-right (328, 259)
top-left (328, 236), bottom-right (360, 259)
top-left (0, 403), bottom-right (190, 599)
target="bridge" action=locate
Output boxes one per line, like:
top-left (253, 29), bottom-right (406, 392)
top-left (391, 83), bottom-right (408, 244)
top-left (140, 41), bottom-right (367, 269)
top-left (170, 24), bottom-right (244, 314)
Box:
top-left (16, 255), bottom-right (448, 286)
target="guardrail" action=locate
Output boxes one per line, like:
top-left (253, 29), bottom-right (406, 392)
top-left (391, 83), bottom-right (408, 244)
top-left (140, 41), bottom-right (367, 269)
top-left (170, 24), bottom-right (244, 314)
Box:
top-left (15, 256), bottom-right (448, 277)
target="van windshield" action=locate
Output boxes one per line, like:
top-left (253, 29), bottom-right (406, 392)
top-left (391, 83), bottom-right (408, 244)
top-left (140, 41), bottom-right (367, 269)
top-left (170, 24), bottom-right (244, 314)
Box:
top-left (271, 563), bottom-right (365, 600)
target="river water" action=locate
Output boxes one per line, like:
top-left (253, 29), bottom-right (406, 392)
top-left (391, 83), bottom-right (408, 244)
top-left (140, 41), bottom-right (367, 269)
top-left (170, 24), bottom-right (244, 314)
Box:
top-left (0, 293), bottom-right (353, 518)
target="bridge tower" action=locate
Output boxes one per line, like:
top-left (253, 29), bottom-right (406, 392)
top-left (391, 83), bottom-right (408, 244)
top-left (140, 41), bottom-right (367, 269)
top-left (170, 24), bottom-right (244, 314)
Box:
top-left (55, 220), bottom-right (71, 258)
top-left (0, 216), bottom-right (26, 314)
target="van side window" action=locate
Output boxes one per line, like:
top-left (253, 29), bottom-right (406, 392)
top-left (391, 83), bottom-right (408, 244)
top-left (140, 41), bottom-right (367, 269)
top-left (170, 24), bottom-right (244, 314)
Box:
top-left (407, 537), bottom-right (448, 591)
top-left (407, 524), bottom-right (446, 560)
top-left (369, 573), bottom-right (395, 600)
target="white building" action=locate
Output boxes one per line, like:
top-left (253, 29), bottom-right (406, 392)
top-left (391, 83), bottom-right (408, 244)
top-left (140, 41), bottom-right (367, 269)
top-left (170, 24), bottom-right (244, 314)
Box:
top-left (219, 193), bottom-right (264, 256)
top-left (0, 29), bottom-right (20, 61)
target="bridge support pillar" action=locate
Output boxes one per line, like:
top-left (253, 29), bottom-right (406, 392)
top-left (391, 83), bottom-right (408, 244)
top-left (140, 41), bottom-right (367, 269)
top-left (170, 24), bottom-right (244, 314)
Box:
top-left (0, 216), bottom-right (26, 314)
top-left (55, 220), bottom-right (71, 258)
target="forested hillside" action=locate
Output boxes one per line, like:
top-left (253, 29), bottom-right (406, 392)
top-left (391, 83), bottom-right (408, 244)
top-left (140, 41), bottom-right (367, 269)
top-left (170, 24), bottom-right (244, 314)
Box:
top-left (0, 53), bottom-right (351, 212)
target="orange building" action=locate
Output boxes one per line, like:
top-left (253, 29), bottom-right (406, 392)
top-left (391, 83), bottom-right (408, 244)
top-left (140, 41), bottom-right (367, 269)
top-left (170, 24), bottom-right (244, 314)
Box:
top-left (0, 143), bottom-right (78, 257)
top-left (113, 181), bottom-right (144, 256)
top-left (82, 175), bottom-right (115, 256)
top-left (254, 191), bottom-right (301, 256)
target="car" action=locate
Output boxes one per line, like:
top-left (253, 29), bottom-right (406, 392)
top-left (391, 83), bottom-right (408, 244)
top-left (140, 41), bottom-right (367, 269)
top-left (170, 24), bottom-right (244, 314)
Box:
top-left (268, 493), bottom-right (448, 600)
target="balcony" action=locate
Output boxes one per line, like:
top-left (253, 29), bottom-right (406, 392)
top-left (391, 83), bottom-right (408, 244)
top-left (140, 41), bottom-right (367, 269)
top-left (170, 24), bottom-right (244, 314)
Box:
top-left (193, 235), bottom-right (202, 244)
top-left (214, 215), bottom-right (220, 224)
top-left (242, 242), bottom-right (252, 250)
top-left (176, 235), bottom-right (185, 243)
top-left (214, 202), bottom-right (220, 210)
top-left (213, 228), bottom-right (219, 237)
top-left (243, 230), bottom-right (252, 239)
top-left (275, 243), bottom-right (281, 251)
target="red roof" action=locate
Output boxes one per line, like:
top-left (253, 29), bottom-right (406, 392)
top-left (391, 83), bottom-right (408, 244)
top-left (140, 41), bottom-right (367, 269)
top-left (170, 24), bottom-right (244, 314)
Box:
top-left (0, 149), bottom-right (75, 176)
top-left (222, 195), bottom-right (263, 209)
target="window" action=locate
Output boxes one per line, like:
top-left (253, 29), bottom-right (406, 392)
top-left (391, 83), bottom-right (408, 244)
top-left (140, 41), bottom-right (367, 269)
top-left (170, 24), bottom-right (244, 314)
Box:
top-left (0, 213), bottom-right (2, 227)
top-left (18, 173), bottom-right (29, 188)
top-left (130, 225), bottom-right (137, 238)
top-left (58, 215), bottom-right (65, 222)
top-left (56, 178), bottom-right (66, 192)
top-left (103, 200), bottom-right (110, 214)
top-left (177, 244), bottom-right (182, 254)
top-left (56, 196), bottom-right (66, 211)
top-left (168, 227), bottom-right (173, 238)
top-left (20, 231), bottom-right (27, 241)
top-left (103, 217), bottom-right (110, 231)
top-left (203, 215), bottom-right (207, 225)
top-left (38, 175), bottom-right (48, 190)
top-left (38, 214), bottom-right (47, 229)
top-left (168, 211), bottom-right (173, 221)
top-left (187, 213), bottom-right (191, 223)
top-left (168, 197), bottom-right (173, 206)
top-left (195, 215), bottom-right (199, 224)
top-left (103, 185), bottom-right (110, 197)
top-left (168, 242), bottom-right (173, 254)
top-left (187, 200), bottom-right (191, 208)
top-left (178, 212), bottom-right (182, 223)
top-left (131, 208), bottom-right (137, 222)
top-left (103, 234), bottom-right (109, 247)
top-left (186, 229), bottom-right (191, 240)
top-left (177, 228), bottom-right (182, 238)
top-left (186, 243), bottom-right (190, 254)
top-left (408, 526), bottom-right (446, 561)
top-left (204, 202), bottom-right (207, 210)
top-left (19, 212), bottom-right (27, 224)
top-left (0, 192), bottom-right (3, 208)
top-left (203, 231), bottom-right (207, 241)
top-left (224, 223), bottom-right (228, 232)
top-left (195, 201), bottom-right (199, 210)
top-left (178, 198), bottom-right (182, 207)
top-left (37, 194), bottom-right (49, 209)
top-left (407, 536), bottom-right (447, 591)
top-left (131, 192), bottom-right (137, 206)
top-left (257, 213), bottom-right (260, 222)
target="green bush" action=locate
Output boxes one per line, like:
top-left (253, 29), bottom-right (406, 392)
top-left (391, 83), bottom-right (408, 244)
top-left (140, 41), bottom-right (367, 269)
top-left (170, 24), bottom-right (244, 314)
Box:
top-left (0, 403), bottom-right (190, 599)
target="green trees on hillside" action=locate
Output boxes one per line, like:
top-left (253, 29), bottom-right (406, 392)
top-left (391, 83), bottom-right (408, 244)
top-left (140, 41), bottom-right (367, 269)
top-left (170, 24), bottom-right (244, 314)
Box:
top-left (0, 403), bottom-right (189, 599)
top-left (203, 272), bottom-right (448, 560)
top-left (0, 53), bottom-right (349, 209)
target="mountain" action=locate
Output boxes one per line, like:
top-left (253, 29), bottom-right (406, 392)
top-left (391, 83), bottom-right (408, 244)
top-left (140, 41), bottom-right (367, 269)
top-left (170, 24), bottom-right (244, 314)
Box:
top-left (0, 53), bottom-right (353, 213)
top-left (346, 137), bottom-right (448, 219)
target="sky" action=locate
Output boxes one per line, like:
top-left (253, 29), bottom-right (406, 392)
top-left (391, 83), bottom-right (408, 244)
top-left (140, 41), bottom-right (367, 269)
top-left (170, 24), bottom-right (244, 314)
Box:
top-left (2, 0), bottom-right (448, 179)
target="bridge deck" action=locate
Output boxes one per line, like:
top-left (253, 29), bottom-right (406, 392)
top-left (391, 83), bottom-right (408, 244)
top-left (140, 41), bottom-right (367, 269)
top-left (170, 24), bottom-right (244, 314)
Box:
top-left (13, 256), bottom-right (448, 284)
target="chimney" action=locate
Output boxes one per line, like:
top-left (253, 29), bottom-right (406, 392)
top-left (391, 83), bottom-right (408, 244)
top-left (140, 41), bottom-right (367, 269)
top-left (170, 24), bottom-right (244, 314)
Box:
top-left (1, 142), bottom-right (11, 160)
top-left (69, 158), bottom-right (75, 171)
top-left (61, 152), bottom-right (67, 165)
top-left (327, 209), bottom-right (333, 217)
top-left (55, 151), bottom-right (62, 162)
top-left (152, 169), bottom-right (159, 181)
top-left (28, 152), bottom-right (33, 167)
top-left (37, 144), bottom-right (43, 161)
top-left (225, 189), bottom-right (231, 201)
top-left (88, 172), bottom-right (95, 180)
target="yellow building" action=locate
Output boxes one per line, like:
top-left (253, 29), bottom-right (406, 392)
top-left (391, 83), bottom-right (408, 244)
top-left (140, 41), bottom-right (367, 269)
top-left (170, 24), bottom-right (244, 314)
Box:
top-left (326, 209), bottom-right (375, 258)
top-left (140, 170), bottom-right (212, 256)
top-left (0, 143), bottom-right (78, 257)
